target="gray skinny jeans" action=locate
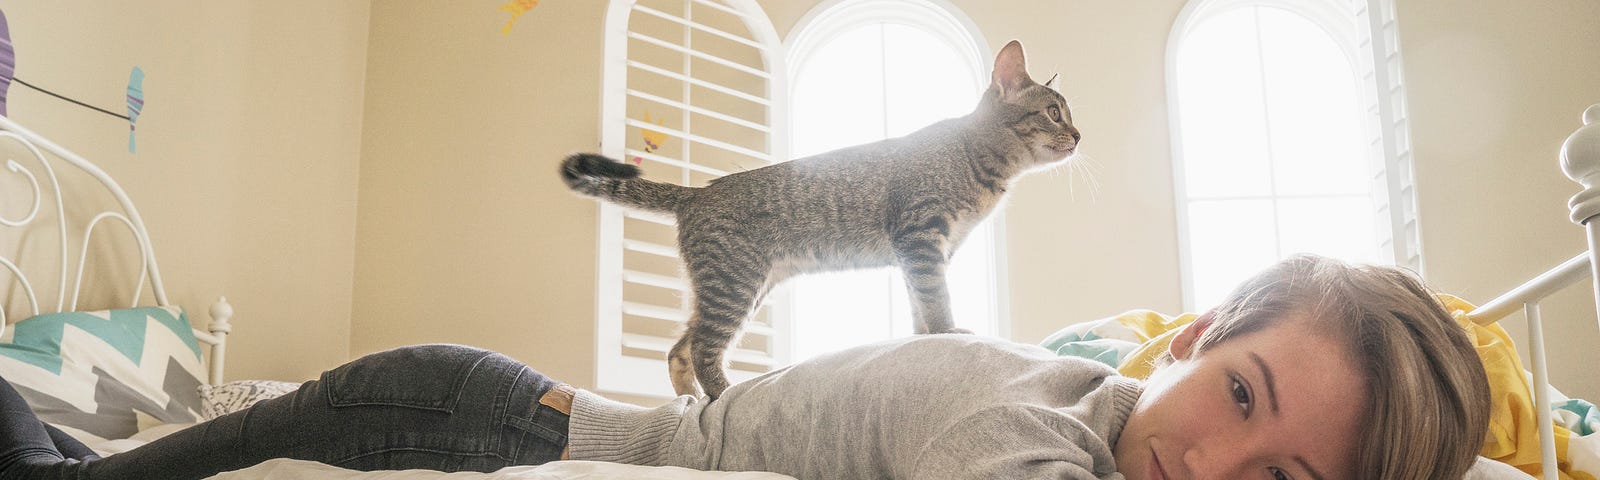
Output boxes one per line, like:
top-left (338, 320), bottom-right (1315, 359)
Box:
top-left (0, 344), bottom-right (571, 479)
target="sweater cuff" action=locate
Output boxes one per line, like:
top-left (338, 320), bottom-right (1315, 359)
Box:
top-left (567, 389), bottom-right (691, 465)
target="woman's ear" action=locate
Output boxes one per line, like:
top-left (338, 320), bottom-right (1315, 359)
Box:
top-left (1169, 310), bottom-right (1216, 361)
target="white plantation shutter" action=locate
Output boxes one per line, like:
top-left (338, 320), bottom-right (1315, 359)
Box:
top-left (596, 0), bottom-right (786, 397)
top-left (1354, 0), bottom-right (1424, 273)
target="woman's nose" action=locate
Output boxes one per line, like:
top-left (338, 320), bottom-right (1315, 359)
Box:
top-left (1182, 443), bottom-right (1253, 480)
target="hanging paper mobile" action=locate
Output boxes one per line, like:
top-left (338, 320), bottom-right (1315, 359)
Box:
top-left (126, 67), bottom-right (144, 152)
top-left (498, 0), bottom-right (541, 35)
top-left (0, 7), bottom-right (146, 153)
top-left (0, 9), bottom-right (14, 116)
top-left (633, 111), bottom-right (669, 165)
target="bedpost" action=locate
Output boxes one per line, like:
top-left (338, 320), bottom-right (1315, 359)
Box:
top-left (1548, 104), bottom-right (1599, 480)
top-left (1563, 104), bottom-right (1600, 332)
top-left (207, 296), bottom-right (234, 385)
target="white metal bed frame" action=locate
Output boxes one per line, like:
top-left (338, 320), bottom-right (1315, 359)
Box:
top-left (1464, 103), bottom-right (1600, 480)
top-left (0, 114), bottom-right (233, 385)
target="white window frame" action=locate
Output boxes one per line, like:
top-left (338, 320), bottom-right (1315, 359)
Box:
top-left (1166, 0), bottom-right (1421, 311)
top-left (779, 0), bottom-right (1009, 351)
top-left (595, 0), bottom-right (787, 398)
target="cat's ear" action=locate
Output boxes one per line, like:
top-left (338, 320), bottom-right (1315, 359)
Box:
top-left (991, 40), bottom-right (1033, 100)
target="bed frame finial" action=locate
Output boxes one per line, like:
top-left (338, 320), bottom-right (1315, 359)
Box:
top-left (1563, 104), bottom-right (1600, 226)
top-left (206, 296), bottom-right (234, 385)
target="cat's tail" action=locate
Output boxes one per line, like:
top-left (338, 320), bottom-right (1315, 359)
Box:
top-left (560, 153), bottom-right (694, 214)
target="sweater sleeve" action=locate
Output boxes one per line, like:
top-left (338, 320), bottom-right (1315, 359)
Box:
top-left (911, 404), bottom-right (1127, 480)
top-left (567, 390), bottom-right (692, 465)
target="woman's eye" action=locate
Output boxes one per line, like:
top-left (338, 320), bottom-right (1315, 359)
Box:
top-left (1269, 467), bottom-right (1291, 480)
top-left (1046, 105), bottom-right (1062, 122)
top-left (1231, 376), bottom-right (1252, 415)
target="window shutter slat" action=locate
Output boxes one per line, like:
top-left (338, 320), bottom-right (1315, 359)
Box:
top-left (626, 149), bottom-right (733, 177)
top-left (627, 32), bottom-right (772, 80)
top-left (632, 5), bottom-right (769, 51)
top-left (629, 61), bottom-right (772, 106)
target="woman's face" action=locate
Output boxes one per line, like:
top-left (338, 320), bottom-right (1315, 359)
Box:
top-left (1114, 313), bottom-right (1368, 480)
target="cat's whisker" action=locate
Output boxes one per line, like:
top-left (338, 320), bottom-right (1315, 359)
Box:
top-left (1067, 153), bottom-right (1103, 203)
top-left (1073, 159), bottom-right (1094, 203)
top-left (1061, 160), bottom-right (1080, 202)
top-left (1084, 156), bottom-right (1105, 202)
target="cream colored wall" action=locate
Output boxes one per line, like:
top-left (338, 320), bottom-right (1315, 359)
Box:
top-left (0, 1), bottom-right (369, 382)
top-left (351, 1), bottom-right (606, 393)
top-left (1398, 0), bottom-right (1600, 400)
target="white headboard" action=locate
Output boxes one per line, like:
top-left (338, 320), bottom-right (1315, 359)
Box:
top-left (0, 114), bottom-right (232, 384)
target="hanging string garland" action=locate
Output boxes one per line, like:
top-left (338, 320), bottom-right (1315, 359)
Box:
top-left (0, 8), bottom-right (145, 153)
top-left (11, 78), bottom-right (131, 121)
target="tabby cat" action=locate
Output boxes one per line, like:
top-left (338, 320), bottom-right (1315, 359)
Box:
top-left (560, 40), bottom-right (1080, 399)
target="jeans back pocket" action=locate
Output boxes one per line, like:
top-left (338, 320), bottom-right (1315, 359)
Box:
top-left (321, 344), bottom-right (495, 413)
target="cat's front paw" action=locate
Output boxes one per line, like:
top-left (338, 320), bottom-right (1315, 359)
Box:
top-left (930, 327), bottom-right (973, 335)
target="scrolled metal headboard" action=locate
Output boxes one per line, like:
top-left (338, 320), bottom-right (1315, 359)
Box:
top-left (0, 115), bottom-right (232, 384)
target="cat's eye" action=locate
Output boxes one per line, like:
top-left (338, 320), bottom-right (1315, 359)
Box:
top-left (1046, 105), bottom-right (1063, 123)
top-left (1269, 467), bottom-right (1291, 480)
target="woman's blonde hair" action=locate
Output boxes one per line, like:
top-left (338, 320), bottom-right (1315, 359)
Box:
top-left (1183, 254), bottom-right (1491, 480)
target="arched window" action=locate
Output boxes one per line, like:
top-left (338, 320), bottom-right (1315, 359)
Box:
top-left (1168, 0), bottom-right (1419, 310)
top-left (595, 0), bottom-right (785, 398)
top-left (782, 0), bottom-right (999, 361)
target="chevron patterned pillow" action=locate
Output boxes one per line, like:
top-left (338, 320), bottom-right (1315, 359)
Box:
top-left (0, 306), bottom-right (206, 444)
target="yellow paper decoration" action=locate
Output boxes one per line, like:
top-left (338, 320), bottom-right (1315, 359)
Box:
top-left (498, 0), bottom-right (540, 35)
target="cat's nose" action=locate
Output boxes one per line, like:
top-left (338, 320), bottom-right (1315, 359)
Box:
top-left (1071, 130), bottom-right (1082, 143)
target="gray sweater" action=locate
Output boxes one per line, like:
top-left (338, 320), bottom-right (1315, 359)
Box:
top-left (568, 335), bottom-right (1142, 479)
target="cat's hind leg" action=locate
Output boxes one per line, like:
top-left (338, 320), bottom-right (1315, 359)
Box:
top-left (677, 256), bottom-right (769, 400)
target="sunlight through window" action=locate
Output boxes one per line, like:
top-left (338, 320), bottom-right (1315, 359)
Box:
top-left (1175, 5), bottom-right (1379, 309)
top-left (787, 6), bottom-right (995, 362)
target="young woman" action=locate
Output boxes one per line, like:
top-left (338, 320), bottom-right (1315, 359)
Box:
top-left (0, 254), bottom-right (1490, 479)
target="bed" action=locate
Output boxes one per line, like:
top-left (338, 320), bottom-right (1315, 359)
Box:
top-left (1, 103), bottom-right (1597, 479)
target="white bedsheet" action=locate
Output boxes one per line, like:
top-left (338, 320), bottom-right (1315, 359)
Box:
top-left (100, 423), bottom-right (1527, 479)
top-left (204, 459), bottom-right (799, 480)
top-left (91, 425), bottom-right (794, 479)
top-left (184, 456), bottom-right (1535, 480)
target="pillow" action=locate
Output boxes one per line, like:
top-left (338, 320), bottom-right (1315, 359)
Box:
top-left (0, 306), bottom-right (205, 444)
top-left (198, 379), bottom-right (299, 420)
